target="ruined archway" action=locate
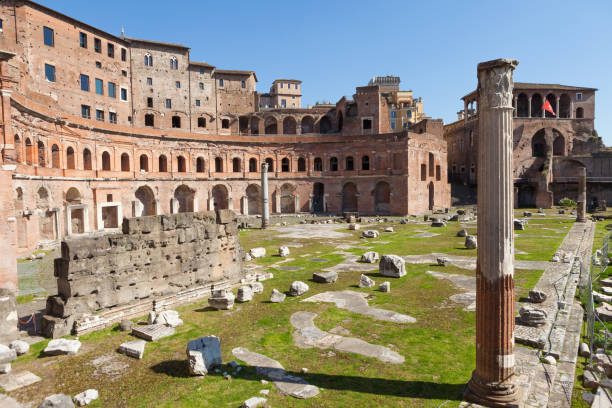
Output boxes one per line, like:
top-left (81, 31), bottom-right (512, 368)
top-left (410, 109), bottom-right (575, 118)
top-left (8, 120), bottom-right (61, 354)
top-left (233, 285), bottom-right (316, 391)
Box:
top-left (121, 153), bottom-right (130, 171)
top-left (159, 155), bottom-right (168, 172)
top-left (341, 182), bottom-right (358, 213)
top-left (374, 181), bottom-right (391, 214)
top-left (66, 146), bottom-right (75, 169)
top-left (280, 183), bottom-right (296, 213)
top-left (140, 154), bottom-right (149, 172)
top-left (319, 116), bottom-right (332, 134)
top-left (264, 117), bottom-right (277, 134)
top-left (517, 184), bottom-right (536, 208)
top-left (517, 93), bottom-right (529, 117)
top-left (83, 148), bottom-right (92, 170)
top-left (65, 187), bottom-right (84, 234)
top-left (531, 94), bottom-right (543, 117)
top-left (211, 184), bottom-right (229, 210)
top-left (249, 158), bottom-right (257, 172)
top-left (283, 117), bottom-right (297, 135)
top-left (250, 117), bottom-right (260, 135)
top-left (246, 184), bottom-right (261, 215)
top-left (135, 186), bottom-right (156, 216)
top-left (532, 129), bottom-right (547, 158)
top-left (553, 132), bottom-right (565, 156)
top-left (51, 144), bottom-right (60, 168)
top-left (301, 116), bottom-right (314, 134)
top-left (102, 151), bottom-right (111, 171)
top-left (174, 185), bottom-right (195, 213)
top-left (25, 138), bottom-right (33, 165)
top-left (37, 141), bottom-right (45, 167)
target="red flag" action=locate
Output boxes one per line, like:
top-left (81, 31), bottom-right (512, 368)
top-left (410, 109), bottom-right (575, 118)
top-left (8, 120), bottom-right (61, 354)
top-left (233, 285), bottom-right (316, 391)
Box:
top-left (542, 99), bottom-right (556, 116)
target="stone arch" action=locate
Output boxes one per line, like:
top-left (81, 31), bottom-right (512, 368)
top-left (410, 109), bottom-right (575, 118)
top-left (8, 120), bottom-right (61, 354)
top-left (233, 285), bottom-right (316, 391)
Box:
top-left (37, 187), bottom-right (55, 239)
top-left (139, 154), bottom-right (149, 171)
top-left (280, 183), bottom-right (296, 213)
top-left (250, 117), bottom-right (260, 135)
top-left (531, 93), bottom-right (543, 117)
top-left (281, 157), bottom-right (290, 172)
top-left (283, 116), bottom-right (297, 134)
top-left (158, 154), bottom-right (168, 172)
top-left (264, 117), bottom-right (277, 134)
top-left (374, 181), bottom-right (391, 214)
top-left (66, 187), bottom-right (84, 234)
top-left (177, 155), bottom-right (186, 172)
top-left (65, 187), bottom-right (81, 204)
top-left (232, 157), bottom-right (241, 172)
top-left (135, 185), bottom-right (156, 216)
top-left (265, 157), bottom-right (274, 172)
top-left (312, 182), bottom-right (324, 213)
top-left (246, 184), bottom-right (261, 215)
top-left (362, 155), bottom-right (370, 170)
top-left (532, 129), bottom-right (547, 158)
top-left (14, 135), bottom-right (22, 163)
top-left (301, 116), bottom-right (314, 134)
top-left (297, 157), bottom-right (306, 172)
top-left (553, 132), bottom-right (565, 156)
top-left (517, 93), bottom-right (529, 117)
top-left (576, 107), bottom-right (584, 118)
top-left (174, 185), bottom-right (195, 213)
top-left (37, 141), bottom-right (45, 167)
top-left (121, 153), bottom-right (130, 171)
top-left (196, 157), bottom-right (205, 173)
top-left (428, 182), bottom-right (435, 211)
top-left (66, 146), bottom-right (75, 169)
top-left (102, 151), bottom-right (111, 171)
top-left (215, 157), bottom-right (223, 172)
top-left (545, 94), bottom-right (556, 118)
top-left (211, 184), bottom-right (229, 210)
top-left (83, 148), bottom-right (92, 170)
top-left (559, 94), bottom-right (571, 118)
top-left (313, 157), bottom-right (323, 171)
top-left (25, 137), bottom-right (33, 165)
top-left (239, 116), bottom-right (249, 133)
top-left (341, 182), bottom-right (358, 213)
top-left (319, 116), bottom-right (332, 134)
top-left (51, 144), bottom-right (60, 168)
top-left (249, 157), bottom-right (257, 172)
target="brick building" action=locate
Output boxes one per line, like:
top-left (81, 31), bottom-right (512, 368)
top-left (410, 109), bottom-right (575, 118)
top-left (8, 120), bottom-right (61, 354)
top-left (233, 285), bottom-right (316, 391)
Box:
top-left (0, 0), bottom-right (451, 263)
top-left (444, 82), bottom-right (611, 208)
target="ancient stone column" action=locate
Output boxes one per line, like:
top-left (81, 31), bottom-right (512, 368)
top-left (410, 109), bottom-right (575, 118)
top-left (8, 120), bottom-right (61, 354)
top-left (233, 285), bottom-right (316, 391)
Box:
top-left (465, 58), bottom-right (520, 407)
top-left (261, 162), bottom-right (269, 229)
top-left (576, 166), bottom-right (586, 222)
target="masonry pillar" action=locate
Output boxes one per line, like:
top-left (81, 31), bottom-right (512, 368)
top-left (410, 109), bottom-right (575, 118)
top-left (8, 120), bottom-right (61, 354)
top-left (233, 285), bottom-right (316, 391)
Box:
top-left (261, 162), bottom-right (269, 229)
top-left (0, 165), bottom-right (18, 341)
top-left (0, 52), bottom-right (16, 163)
top-left (465, 58), bottom-right (520, 407)
top-left (576, 166), bottom-right (586, 222)
top-left (528, 96), bottom-right (532, 118)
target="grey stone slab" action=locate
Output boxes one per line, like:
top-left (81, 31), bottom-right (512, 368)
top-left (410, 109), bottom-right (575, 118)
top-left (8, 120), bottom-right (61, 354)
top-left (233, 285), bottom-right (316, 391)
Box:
top-left (308, 258), bottom-right (329, 262)
top-left (0, 370), bottom-right (41, 391)
top-left (131, 324), bottom-right (175, 341)
top-left (0, 394), bottom-right (23, 408)
top-left (118, 340), bottom-right (146, 359)
top-left (279, 266), bottom-right (302, 271)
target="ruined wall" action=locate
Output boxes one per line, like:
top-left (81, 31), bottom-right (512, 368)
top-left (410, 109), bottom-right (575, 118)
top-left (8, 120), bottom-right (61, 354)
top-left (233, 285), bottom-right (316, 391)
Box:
top-left (42, 210), bottom-right (243, 337)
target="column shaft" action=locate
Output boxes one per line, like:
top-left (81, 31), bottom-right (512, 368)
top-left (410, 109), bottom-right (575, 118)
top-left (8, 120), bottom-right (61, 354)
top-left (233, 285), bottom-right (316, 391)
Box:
top-left (577, 167), bottom-right (586, 222)
top-left (261, 163), bottom-right (269, 228)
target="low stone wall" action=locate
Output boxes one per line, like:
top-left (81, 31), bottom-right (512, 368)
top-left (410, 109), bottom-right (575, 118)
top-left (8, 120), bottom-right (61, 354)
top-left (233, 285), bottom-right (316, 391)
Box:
top-left (42, 210), bottom-right (243, 337)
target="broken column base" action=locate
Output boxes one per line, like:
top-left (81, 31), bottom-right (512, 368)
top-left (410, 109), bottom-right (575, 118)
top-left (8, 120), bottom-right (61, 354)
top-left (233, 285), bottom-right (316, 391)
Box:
top-left (465, 371), bottom-right (520, 408)
top-left (41, 315), bottom-right (75, 339)
top-left (0, 289), bottom-right (18, 343)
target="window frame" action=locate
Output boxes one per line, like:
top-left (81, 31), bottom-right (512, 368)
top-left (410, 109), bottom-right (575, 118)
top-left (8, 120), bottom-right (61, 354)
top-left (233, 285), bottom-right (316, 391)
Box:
top-left (43, 26), bottom-right (54, 47)
top-left (109, 111), bottom-right (117, 124)
top-left (120, 88), bottom-right (128, 101)
top-left (108, 82), bottom-right (116, 98)
top-left (96, 109), bottom-right (105, 122)
top-left (95, 78), bottom-right (104, 95)
top-left (165, 99), bottom-right (172, 109)
top-left (94, 37), bottom-right (101, 53)
top-left (44, 63), bottom-right (55, 82)
top-left (81, 104), bottom-right (91, 119)
top-left (80, 74), bottom-right (90, 91)
top-left (107, 43), bottom-right (114, 58)
top-left (79, 32), bottom-right (87, 48)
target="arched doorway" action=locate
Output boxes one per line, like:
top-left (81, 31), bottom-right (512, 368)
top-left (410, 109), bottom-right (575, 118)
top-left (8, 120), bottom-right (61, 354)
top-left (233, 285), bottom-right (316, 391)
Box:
top-left (66, 147), bottom-right (75, 169)
top-left (135, 186), bottom-right (156, 216)
top-left (264, 117), bottom-right (277, 134)
top-left (342, 182), bottom-right (358, 213)
top-left (553, 132), bottom-right (565, 156)
top-left (517, 93), bottom-right (529, 117)
top-left (312, 183), bottom-right (324, 213)
top-left (319, 116), bottom-right (331, 134)
top-left (280, 183), bottom-right (295, 213)
top-left (532, 129), bottom-right (547, 157)
top-left (428, 182), bottom-right (434, 211)
top-left (174, 185), bottom-right (195, 213)
top-left (531, 94), bottom-right (543, 117)
top-left (65, 187), bottom-right (84, 234)
top-left (301, 116), bottom-right (314, 134)
top-left (37, 187), bottom-right (55, 240)
top-left (283, 117), bottom-right (297, 134)
top-left (374, 181), bottom-right (391, 214)
top-left (518, 184), bottom-right (536, 208)
top-left (246, 184), bottom-right (261, 215)
top-left (211, 184), bottom-right (229, 210)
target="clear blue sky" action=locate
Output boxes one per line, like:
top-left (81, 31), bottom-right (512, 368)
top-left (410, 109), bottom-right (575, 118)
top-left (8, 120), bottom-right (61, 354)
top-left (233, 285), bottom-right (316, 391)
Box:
top-left (42, 0), bottom-right (612, 145)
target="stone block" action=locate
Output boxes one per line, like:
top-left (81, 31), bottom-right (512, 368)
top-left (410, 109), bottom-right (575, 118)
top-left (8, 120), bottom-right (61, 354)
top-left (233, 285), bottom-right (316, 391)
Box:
top-left (118, 340), bottom-right (146, 359)
top-left (465, 236), bottom-right (477, 249)
top-left (237, 286), bottom-right (253, 302)
top-left (208, 290), bottom-right (235, 310)
top-left (41, 315), bottom-right (74, 338)
top-left (289, 281), bottom-right (309, 296)
top-left (131, 324), bottom-right (175, 341)
top-left (9, 340), bottom-right (29, 356)
top-left (360, 251), bottom-right (379, 263)
top-left (0, 344), bottom-right (17, 364)
top-left (38, 394), bottom-right (75, 408)
top-left (379, 282), bottom-right (391, 292)
top-left (216, 209), bottom-right (235, 225)
top-left (379, 255), bottom-right (406, 278)
top-left (312, 271), bottom-right (338, 283)
top-left (359, 274), bottom-right (375, 288)
top-left (44, 339), bottom-right (81, 356)
top-left (186, 336), bottom-right (222, 376)
top-left (154, 310), bottom-right (183, 327)
top-left (249, 247), bottom-right (266, 258)
top-left (278, 246), bottom-right (290, 257)
top-left (0, 370), bottom-right (41, 392)
top-left (361, 230), bottom-right (379, 238)
top-left (270, 289), bottom-right (286, 303)
top-left (74, 389), bottom-right (98, 406)
top-left (241, 397), bottom-right (267, 408)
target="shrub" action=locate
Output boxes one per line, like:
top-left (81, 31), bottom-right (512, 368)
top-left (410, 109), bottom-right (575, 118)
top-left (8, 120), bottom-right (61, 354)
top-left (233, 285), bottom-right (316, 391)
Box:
top-left (559, 197), bottom-right (577, 207)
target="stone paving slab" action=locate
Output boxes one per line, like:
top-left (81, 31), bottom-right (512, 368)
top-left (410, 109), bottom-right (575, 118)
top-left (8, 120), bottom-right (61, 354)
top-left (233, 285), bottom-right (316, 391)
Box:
top-left (322, 252), bottom-right (379, 274)
top-left (426, 271), bottom-right (476, 311)
top-left (131, 324), bottom-right (175, 341)
top-left (403, 253), bottom-right (549, 270)
top-left (290, 311), bottom-right (404, 364)
top-left (271, 224), bottom-right (350, 239)
top-left (0, 370), bottom-right (41, 391)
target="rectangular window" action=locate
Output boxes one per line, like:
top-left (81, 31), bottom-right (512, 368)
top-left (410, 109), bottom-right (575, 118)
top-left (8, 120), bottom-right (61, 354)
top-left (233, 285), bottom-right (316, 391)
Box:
top-left (281, 99), bottom-right (286, 108)
top-left (219, 79), bottom-right (223, 87)
top-left (390, 121), bottom-right (396, 130)
top-left (199, 82), bottom-right (204, 89)
top-left (195, 99), bottom-right (200, 106)
top-left (147, 97), bottom-right (153, 108)
top-left (79, 32), bottom-right (87, 48)
top-left (0, 19), bottom-right (3, 32)
top-left (165, 99), bottom-right (171, 109)
top-left (146, 77), bottom-right (152, 85)
top-left (121, 70), bottom-right (127, 77)
top-left (44, 63), bottom-right (55, 82)
top-left (80, 74), bottom-right (89, 91)
top-left (96, 109), bottom-right (104, 121)
top-left (199, 68), bottom-right (204, 74)
top-left (241, 80), bottom-right (246, 88)
top-left (121, 48), bottom-right (126, 61)
top-left (81, 105), bottom-right (91, 119)
top-left (576, 92), bottom-right (583, 101)
top-left (95, 61), bottom-right (101, 68)
top-left (43, 26), bottom-right (54, 46)
top-left (175, 81), bottom-right (180, 88)
top-left (108, 82), bottom-right (116, 98)
top-left (120, 88), bottom-right (127, 101)
top-left (95, 78), bottom-right (103, 95)
top-left (280, 83), bottom-right (283, 88)
top-left (107, 43), bottom-right (114, 58)
top-left (94, 38), bottom-right (101, 53)
top-left (362, 118), bottom-right (372, 130)
top-left (109, 111), bottom-right (117, 124)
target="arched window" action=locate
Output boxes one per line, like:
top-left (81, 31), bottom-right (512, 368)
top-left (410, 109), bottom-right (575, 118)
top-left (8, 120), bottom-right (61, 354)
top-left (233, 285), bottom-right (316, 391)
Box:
top-left (249, 158), bottom-right (257, 172)
top-left (330, 157), bottom-right (338, 171)
top-left (428, 152), bottom-right (434, 177)
top-left (196, 157), bottom-right (205, 173)
top-left (362, 155), bottom-right (370, 170)
top-left (25, 138), bottom-right (33, 165)
top-left (145, 114), bottom-right (154, 127)
top-left (121, 153), bottom-right (130, 171)
top-left (576, 107), bottom-right (584, 118)
top-left (281, 158), bottom-right (290, 172)
top-left (177, 155), bottom-right (186, 172)
top-left (144, 53), bottom-right (153, 67)
top-left (140, 154), bottom-right (149, 171)
top-left (170, 56), bottom-right (178, 70)
top-left (66, 146), bottom-right (75, 169)
top-left (313, 157), bottom-right (322, 171)
top-left (297, 157), bottom-right (306, 172)
top-left (345, 156), bottom-right (354, 171)
top-left (102, 151), bottom-right (111, 171)
top-left (532, 129), bottom-right (546, 158)
top-left (516, 93), bottom-right (529, 117)
top-left (37, 141), bottom-right (45, 166)
top-left (283, 117), bottom-right (297, 134)
top-left (215, 157), bottom-right (223, 172)
top-left (158, 155), bottom-right (168, 172)
top-left (232, 157), bottom-right (241, 172)
top-left (265, 157), bottom-right (274, 172)
top-left (83, 148), bottom-right (92, 170)
top-left (222, 119), bottom-right (230, 129)
top-left (14, 135), bottom-right (22, 163)
top-left (51, 144), bottom-right (60, 168)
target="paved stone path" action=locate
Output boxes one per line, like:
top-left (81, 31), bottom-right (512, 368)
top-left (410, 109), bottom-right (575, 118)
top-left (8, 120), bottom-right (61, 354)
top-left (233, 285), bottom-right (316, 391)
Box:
top-left (323, 252), bottom-right (379, 274)
top-left (232, 347), bottom-right (319, 399)
top-left (426, 271), bottom-right (476, 311)
top-left (302, 290), bottom-right (416, 323)
top-left (290, 311), bottom-right (404, 364)
top-left (271, 224), bottom-right (350, 239)
top-left (403, 253), bottom-right (549, 270)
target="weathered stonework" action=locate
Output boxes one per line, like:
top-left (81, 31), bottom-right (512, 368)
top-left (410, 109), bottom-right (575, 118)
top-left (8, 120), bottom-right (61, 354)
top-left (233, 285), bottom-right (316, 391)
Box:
top-left (41, 210), bottom-right (243, 337)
